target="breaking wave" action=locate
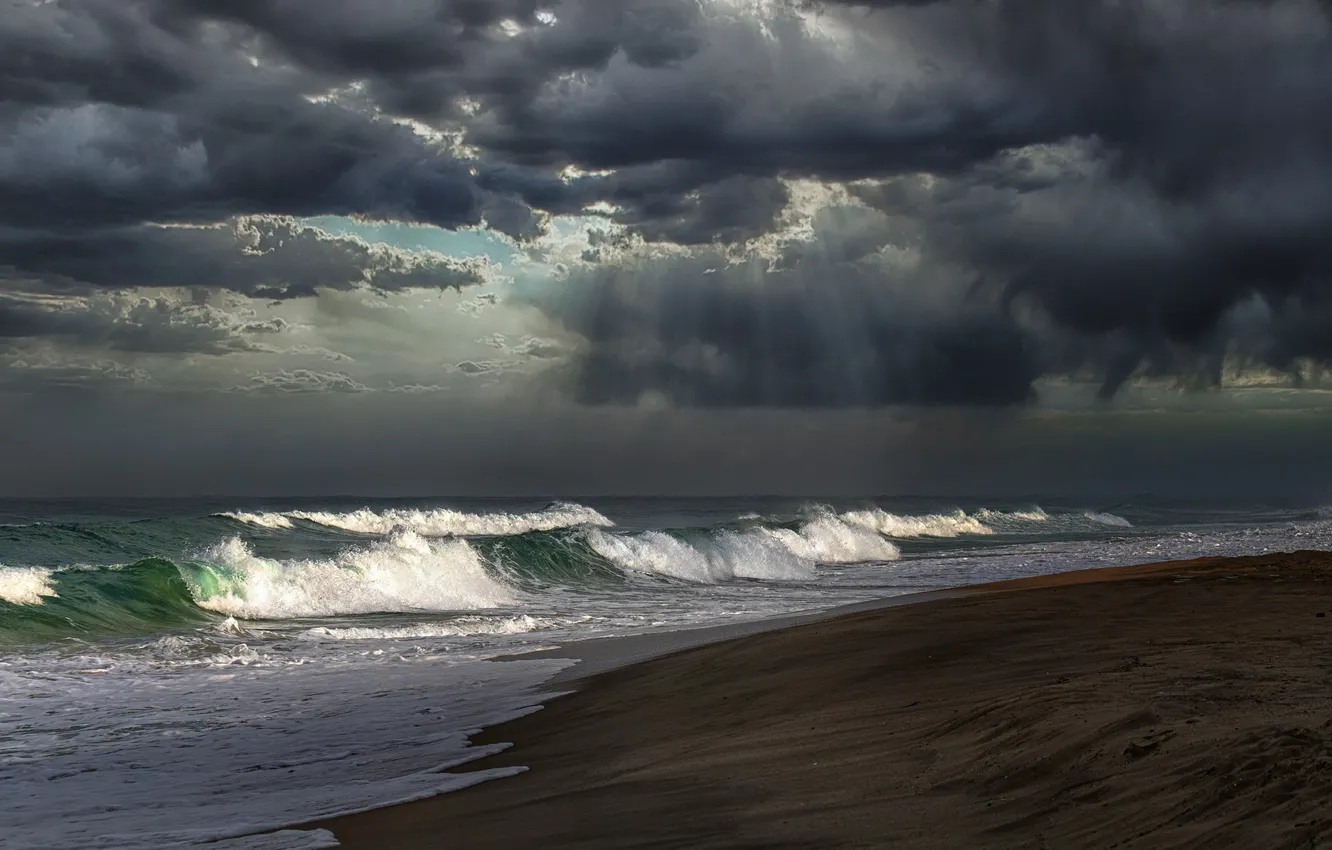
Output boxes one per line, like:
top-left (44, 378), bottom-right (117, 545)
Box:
top-left (586, 511), bottom-right (901, 583)
top-left (0, 566), bottom-right (57, 606)
top-left (0, 502), bottom-right (1132, 644)
top-left (194, 531), bottom-right (514, 619)
top-left (0, 532), bottom-right (517, 643)
top-left (841, 508), bottom-right (995, 538)
top-left (218, 502), bottom-right (613, 536)
top-left (587, 529), bottom-right (816, 582)
top-left (1083, 510), bottom-right (1133, 528)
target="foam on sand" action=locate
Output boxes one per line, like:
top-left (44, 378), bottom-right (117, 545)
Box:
top-left (300, 614), bottom-right (563, 641)
top-left (0, 649), bottom-right (570, 849)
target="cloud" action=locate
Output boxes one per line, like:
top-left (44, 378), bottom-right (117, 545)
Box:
top-left (1, 217), bottom-right (498, 300)
top-left (0, 353), bottom-right (152, 391)
top-left (0, 97), bottom-right (482, 230)
top-left (0, 291), bottom-right (286, 355)
top-left (458, 292), bottom-right (501, 316)
top-left (445, 359), bottom-right (512, 377)
top-left (480, 332), bottom-right (566, 359)
top-left (8, 0), bottom-right (1332, 411)
top-left (851, 134), bottom-right (1332, 396)
top-left (503, 0), bottom-right (1332, 401)
top-left (529, 231), bottom-right (1038, 408)
top-left (230, 369), bottom-right (372, 394)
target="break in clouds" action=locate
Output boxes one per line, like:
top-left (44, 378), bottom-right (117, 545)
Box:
top-left (4, 0), bottom-right (1332, 407)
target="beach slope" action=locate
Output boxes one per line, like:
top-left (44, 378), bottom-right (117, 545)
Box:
top-left (315, 551), bottom-right (1332, 849)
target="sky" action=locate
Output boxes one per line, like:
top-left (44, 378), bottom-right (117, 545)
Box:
top-left (3, 0), bottom-right (1332, 497)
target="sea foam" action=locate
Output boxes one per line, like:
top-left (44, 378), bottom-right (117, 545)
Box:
top-left (300, 614), bottom-right (562, 641)
top-left (0, 650), bottom-right (568, 849)
top-left (840, 507), bottom-right (994, 538)
top-left (587, 529), bottom-right (815, 583)
top-left (764, 513), bottom-right (902, 563)
top-left (0, 567), bottom-right (58, 606)
top-left (586, 512), bottom-right (900, 584)
top-left (194, 531), bottom-right (514, 619)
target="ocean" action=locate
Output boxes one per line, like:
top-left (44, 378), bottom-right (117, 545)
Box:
top-left (3, 495), bottom-right (1330, 848)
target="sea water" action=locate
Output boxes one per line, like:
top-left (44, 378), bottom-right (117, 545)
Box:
top-left (3, 495), bottom-right (1331, 847)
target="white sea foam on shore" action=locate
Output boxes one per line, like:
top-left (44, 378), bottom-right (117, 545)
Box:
top-left (0, 653), bottom-right (571, 849)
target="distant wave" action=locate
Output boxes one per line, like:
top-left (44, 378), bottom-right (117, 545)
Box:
top-left (841, 507), bottom-right (995, 538)
top-left (587, 510), bottom-right (900, 583)
top-left (820, 504), bottom-right (1130, 538)
top-left (217, 501), bottom-right (1129, 543)
top-left (218, 501), bottom-right (614, 536)
top-left (1083, 510), bottom-right (1133, 528)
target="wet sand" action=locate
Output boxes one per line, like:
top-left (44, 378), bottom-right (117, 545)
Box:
top-left (312, 551), bottom-right (1332, 849)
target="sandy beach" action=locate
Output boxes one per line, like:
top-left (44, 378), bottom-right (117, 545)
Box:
top-left (313, 551), bottom-right (1332, 849)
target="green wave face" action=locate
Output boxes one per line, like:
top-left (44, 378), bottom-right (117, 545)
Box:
top-left (473, 530), bottom-right (624, 587)
top-left (0, 531), bottom-right (628, 646)
top-left (0, 559), bottom-right (223, 645)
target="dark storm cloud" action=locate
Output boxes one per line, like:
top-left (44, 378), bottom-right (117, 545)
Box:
top-left (149, 0), bottom-right (702, 113)
top-left (862, 0), bottom-right (1332, 395)
top-left (0, 99), bottom-right (482, 231)
top-left (9, 0), bottom-right (1332, 408)
top-left (531, 239), bottom-right (1037, 408)
top-left (608, 175), bottom-right (792, 246)
top-left (852, 134), bottom-right (1332, 396)
top-left (0, 291), bottom-right (282, 355)
top-left (477, 0), bottom-right (1332, 400)
top-left (0, 0), bottom-right (727, 279)
top-left (0, 0), bottom-right (497, 246)
top-left (0, 218), bottom-right (494, 299)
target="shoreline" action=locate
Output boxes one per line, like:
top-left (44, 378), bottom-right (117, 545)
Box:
top-left (309, 550), bottom-right (1332, 848)
top-left (509, 589), bottom-right (962, 687)
top-left (506, 551), bottom-right (1285, 687)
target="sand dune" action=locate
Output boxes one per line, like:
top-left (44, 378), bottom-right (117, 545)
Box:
top-left (313, 551), bottom-right (1332, 849)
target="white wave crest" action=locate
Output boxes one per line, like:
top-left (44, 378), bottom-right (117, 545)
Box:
top-left (764, 514), bottom-right (902, 564)
top-left (220, 501), bottom-right (613, 537)
top-left (300, 614), bottom-right (561, 641)
top-left (218, 512), bottom-right (295, 529)
top-left (587, 529), bottom-right (815, 583)
top-left (1084, 511), bottom-right (1132, 528)
top-left (841, 508), bottom-right (994, 538)
top-left (587, 512), bottom-right (899, 584)
top-left (1006, 508), bottom-right (1050, 522)
top-left (0, 567), bottom-right (58, 605)
top-left (194, 531), bottom-right (514, 619)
